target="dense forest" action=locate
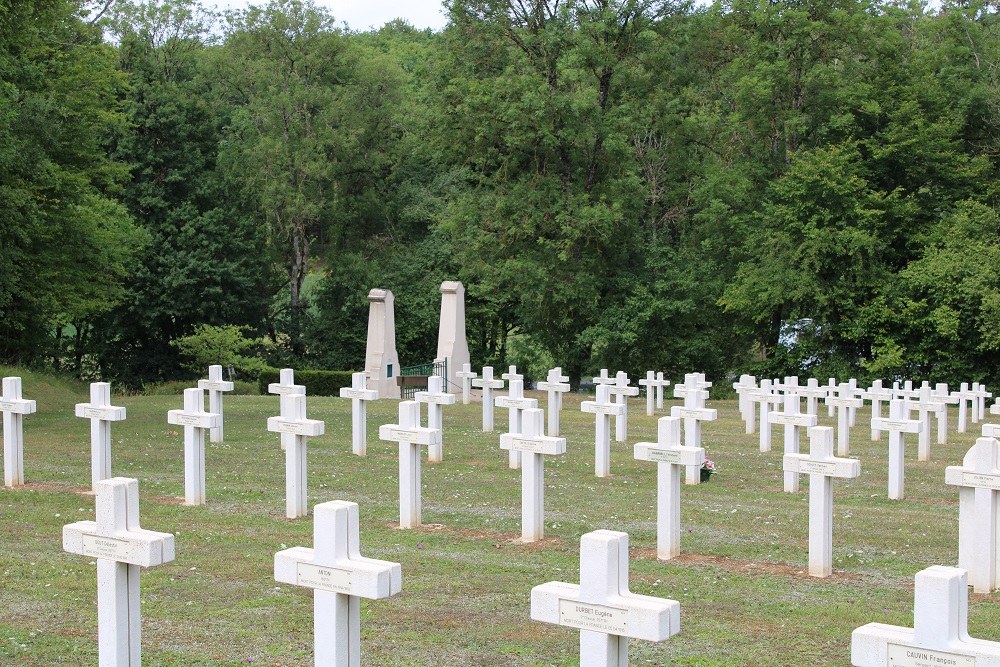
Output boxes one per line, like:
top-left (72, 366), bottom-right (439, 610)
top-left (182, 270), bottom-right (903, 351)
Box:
top-left (1, 0), bottom-right (998, 389)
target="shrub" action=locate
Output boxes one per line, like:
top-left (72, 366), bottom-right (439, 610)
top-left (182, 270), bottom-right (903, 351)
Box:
top-left (257, 369), bottom-right (356, 396)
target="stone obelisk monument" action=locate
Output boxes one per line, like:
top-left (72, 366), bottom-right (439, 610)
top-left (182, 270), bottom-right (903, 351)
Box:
top-left (436, 281), bottom-right (471, 396)
top-left (365, 288), bottom-right (401, 399)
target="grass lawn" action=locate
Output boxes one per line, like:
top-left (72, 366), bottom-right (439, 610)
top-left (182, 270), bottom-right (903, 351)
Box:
top-left (2, 368), bottom-right (998, 666)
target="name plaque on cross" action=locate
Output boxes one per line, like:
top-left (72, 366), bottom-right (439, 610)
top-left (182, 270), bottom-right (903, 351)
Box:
top-left (296, 562), bottom-right (353, 593)
top-left (384, 427), bottom-right (436, 445)
top-left (80, 534), bottom-right (133, 561)
top-left (558, 600), bottom-right (630, 635)
top-left (339, 388), bottom-right (371, 400)
top-left (798, 460), bottom-right (839, 476)
top-left (886, 645), bottom-right (975, 667)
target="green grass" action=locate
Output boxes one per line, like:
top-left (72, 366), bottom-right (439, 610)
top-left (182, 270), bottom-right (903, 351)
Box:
top-left (2, 372), bottom-right (999, 665)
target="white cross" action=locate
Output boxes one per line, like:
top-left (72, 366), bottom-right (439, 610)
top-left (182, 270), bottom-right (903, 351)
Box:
top-left (268, 393), bottom-right (325, 519)
top-left (748, 379), bottom-right (783, 453)
top-left (673, 372), bottom-right (711, 398)
top-left (732, 374), bottom-right (758, 428)
top-left (825, 383), bottom-right (863, 456)
top-left (269, 368), bottom-right (306, 397)
top-left (455, 363), bottom-right (478, 405)
top-left (197, 365), bottom-right (233, 443)
top-left (640, 371), bottom-right (661, 418)
top-left (166, 388), bottom-right (220, 505)
top-left (63, 477), bottom-right (175, 667)
top-left (784, 426), bottom-right (860, 577)
top-left (531, 530), bottom-right (680, 667)
top-left (670, 386), bottom-right (717, 485)
top-left (415, 375), bottom-right (456, 463)
top-left (972, 382), bottom-right (993, 423)
top-left (931, 383), bottom-right (959, 446)
top-left (953, 382), bottom-right (976, 433)
top-left (471, 366), bottom-right (504, 432)
top-left (799, 378), bottom-right (829, 418)
top-left (75, 382), bottom-right (126, 491)
top-left (634, 416), bottom-right (704, 560)
top-left (593, 368), bottom-right (614, 386)
top-left (1, 376), bottom-right (35, 487)
top-left (495, 377), bottom-right (538, 470)
top-left (500, 408), bottom-right (566, 542)
top-left (655, 371), bottom-right (669, 410)
top-left (768, 391), bottom-right (817, 492)
top-left (825, 378), bottom-right (838, 417)
top-left (378, 401), bottom-right (441, 528)
top-left (607, 372), bottom-right (639, 443)
top-left (846, 379), bottom-right (861, 426)
top-left (339, 372), bottom-right (378, 456)
top-left (275, 500), bottom-right (401, 667)
top-left (851, 565), bottom-right (1000, 666)
top-left (581, 385), bottom-right (626, 478)
top-left (945, 436), bottom-right (1000, 594)
top-left (863, 380), bottom-right (893, 441)
top-left (502, 365), bottom-right (523, 382)
top-left (536, 367), bottom-right (571, 436)
top-left (909, 385), bottom-right (945, 462)
top-left (871, 398), bottom-right (923, 500)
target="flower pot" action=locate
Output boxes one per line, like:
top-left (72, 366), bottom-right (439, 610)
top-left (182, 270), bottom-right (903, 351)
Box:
top-left (700, 468), bottom-right (713, 482)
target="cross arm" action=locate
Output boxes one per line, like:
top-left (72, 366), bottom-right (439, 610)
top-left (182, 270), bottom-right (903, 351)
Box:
top-left (768, 413), bottom-right (817, 427)
top-left (783, 453), bottom-right (860, 479)
top-left (416, 391), bottom-right (457, 406)
top-left (671, 406), bottom-right (719, 421)
top-left (340, 387), bottom-right (378, 400)
top-left (198, 379), bottom-right (235, 392)
top-left (500, 434), bottom-right (567, 455)
top-left (74, 404), bottom-right (126, 421)
top-left (471, 379), bottom-right (505, 389)
top-left (0, 399), bottom-right (36, 414)
top-left (580, 401), bottom-right (626, 417)
top-left (63, 521), bottom-right (175, 567)
top-left (268, 382), bottom-right (306, 395)
top-left (536, 381), bottom-right (571, 392)
top-left (275, 546), bottom-right (401, 599)
top-left (870, 417), bottom-right (922, 434)
top-left (267, 416), bottom-right (325, 437)
top-left (530, 582), bottom-right (679, 642)
top-left (634, 443), bottom-right (704, 466)
top-left (495, 396), bottom-right (538, 410)
top-left (378, 424), bottom-right (441, 446)
top-left (167, 410), bottom-right (220, 429)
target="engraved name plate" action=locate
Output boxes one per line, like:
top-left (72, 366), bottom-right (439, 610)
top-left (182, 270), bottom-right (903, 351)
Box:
top-left (961, 472), bottom-right (1000, 491)
top-left (82, 534), bottom-right (131, 561)
top-left (297, 562), bottom-right (352, 594)
top-left (340, 389), bottom-right (371, 400)
top-left (887, 643), bottom-right (975, 667)
top-left (646, 448), bottom-right (683, 464)
top-left (799, 461), bottom-right (838, 475)
top-left (558, 599), bottom-right (628, 635)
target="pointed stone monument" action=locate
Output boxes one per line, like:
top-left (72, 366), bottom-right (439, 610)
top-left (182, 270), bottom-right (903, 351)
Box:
top-left (436, 281), bottom-right (470, 395)
top-left (365, 288), bottom-right (400, 399)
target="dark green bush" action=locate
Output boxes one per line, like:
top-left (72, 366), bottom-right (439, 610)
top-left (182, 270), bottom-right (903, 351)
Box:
top-left (257, 368), bottom-right (356, 396)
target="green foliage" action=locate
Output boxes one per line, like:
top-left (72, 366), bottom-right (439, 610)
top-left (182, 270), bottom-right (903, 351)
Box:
top-left (256, 368), bottom-right (356, 395)
top-left (169, 324), bottom-right (269, 379)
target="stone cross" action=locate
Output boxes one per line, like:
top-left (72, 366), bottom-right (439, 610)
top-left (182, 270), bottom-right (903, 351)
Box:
top-left (607, 372), bottom-right (639, 443)
top-left (197, 365), bottom-right (233, 443)
top-left (634, 416), bottom-right (704, 560)
top-left (531, 530), bottom-right (680, 667)
top-left (502, 365), bottom-right (523, 383)
top-left (846, 378), bottom-right (861, 426)
top-left (825, 378), bottom-right (838, 417)
top-left (910, 385), bottom-right (945, 462)
top-left (166, 388), bottom-right (220, 505)
top-left (673, 372), bottom-right (711, 398)
top-left (495, 377), bottom-right (538, 470)
top-left (63, 477), bottom-right (175, 667)
top-left (269, 368), bottom-right (306, 449)
top-left (863, 380), bottom-right (893, 442)
top-left (268, 393), bottom-right (325, 519)
top-left (825, 382), bottom-right (863, 456)
top-left (75, 382), bottom-right (127, 491)
top-left (945, 436), bottom-right (1000, 594)
top-left (931, 383), bottom-right (959, 446)
top-left (851, 565), bottom-right (1000, 666)
top-left (732, 374), bottom-right (758, 428)
top-left (415, 375), bottom-right (456, 463)
top-left (581, 384), bottom-right (626, 478)
top-left (871, 398), bottom-right (923, 500)
top-left (500, 408), bottom-right (566, 542)
top-left (784, 427), bottom-right (861, 577)
top-left (799, 378), bottom-right (828, 418)
top-left (455, 363), bottom-right (477, 405)
top-left (471, 366), bottom-right (505, 432)
top-left (275, 500), bottom-right (401, 667)
top-left (655, 371), bottom-right (669, 410)
top-left (670, 386), bottom-right (717, 485)
top-left (592, 368), bottom-right (614, 386)
top-left (972, 382), bottom-right (993, 423)
top-left (768, 391), bottom-right (817, 493)
top-left (1, 376), bottom-right (35, 488)
top-left (378, 401), bottom-right (441, 528)
top-left (339, 372), bottom-right (378, 456)
top-left (536, 367), bottom-right (571, 436)
top-left (952, 382), bottom-right (976, 433)
top-left (748, 379), bottom-right (783, 453)
top-left (640, 371), bottom-right (660, 418)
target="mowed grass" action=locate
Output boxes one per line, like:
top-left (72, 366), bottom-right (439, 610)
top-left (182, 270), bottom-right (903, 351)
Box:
top-left (2, 370), bottom-right (999, 666)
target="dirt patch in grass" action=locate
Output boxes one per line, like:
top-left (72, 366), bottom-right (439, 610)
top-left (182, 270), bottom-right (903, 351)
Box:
top-left (634, 549), bottom-right (864, 581)
top-left (387, 522), bottom-right (566, 550)
top-left (18, 481), bottom-right (92, 495)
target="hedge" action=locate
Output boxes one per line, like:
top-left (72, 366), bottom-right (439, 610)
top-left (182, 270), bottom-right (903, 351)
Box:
top-left (257, 369), bottom-right (357, 396)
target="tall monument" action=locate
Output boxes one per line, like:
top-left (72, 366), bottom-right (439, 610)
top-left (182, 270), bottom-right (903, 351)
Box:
top-left (436, 281), bottom-right (470, 396)
top-left (365, 288), bottom-right (400, 399)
